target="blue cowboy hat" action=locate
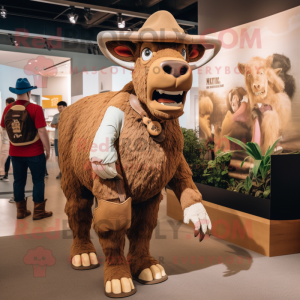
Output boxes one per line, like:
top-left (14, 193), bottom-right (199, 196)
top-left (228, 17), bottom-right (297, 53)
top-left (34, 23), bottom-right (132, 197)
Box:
top-left (9, 78), bottom-right (37, 95)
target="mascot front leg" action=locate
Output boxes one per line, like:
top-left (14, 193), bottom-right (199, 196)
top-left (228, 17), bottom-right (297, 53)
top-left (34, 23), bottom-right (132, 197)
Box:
top-left (127, 193), bottom-right (167, 284)
top-left (63, 180), bottom-right (99, 270)
top-left (92, 173), bottom-right (136, 297)
top-left (98, 229), bottom-right (135, 297)
top-left (169, 155), bottom-right (212, 241)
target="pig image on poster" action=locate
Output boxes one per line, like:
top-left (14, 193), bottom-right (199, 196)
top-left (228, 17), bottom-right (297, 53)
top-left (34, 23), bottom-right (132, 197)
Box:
top-left (58, 11), bottom-right (221, 298)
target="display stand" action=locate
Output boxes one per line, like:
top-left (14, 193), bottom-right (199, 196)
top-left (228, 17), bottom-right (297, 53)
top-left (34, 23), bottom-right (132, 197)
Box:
top-left (167, 154), bottom-right (300, 257)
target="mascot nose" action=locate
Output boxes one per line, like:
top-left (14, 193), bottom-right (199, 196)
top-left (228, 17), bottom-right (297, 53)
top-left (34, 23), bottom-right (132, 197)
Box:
top-left (161, 60), bottom-right (190, 78)
top-left (253, 83), bottom-right (260, 89)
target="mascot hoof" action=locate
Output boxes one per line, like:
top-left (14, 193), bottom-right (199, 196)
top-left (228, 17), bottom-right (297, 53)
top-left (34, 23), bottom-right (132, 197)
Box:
top-left (105, 278), bottom-right (136, 298)
top-left (71, 253), bottom-right (100, 270)
top-left (134, 264), bottom-right (168, 285)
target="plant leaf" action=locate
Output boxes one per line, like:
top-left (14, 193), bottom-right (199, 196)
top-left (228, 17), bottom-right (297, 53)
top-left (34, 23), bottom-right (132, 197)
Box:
top-left (244, 176), bottom-right (253, 192)
top-left (216, 150), bottom-right (244, 158)
top-left (255, 190), bottom-right (263, 197)
top-left (252, 160), bottom-right (262, 178)
top-left (253, 142), bottom-right (263, 159)
top-left (241, 156), bottom-right (251, 168)
top-left (265, 136), bottom-right (282, 157)
top-left (225, 136), bottom-right (247, 150)
top-left (245, 142), bottom-right (262, 159)
top-left (263, 189), bottom-right (271, 198)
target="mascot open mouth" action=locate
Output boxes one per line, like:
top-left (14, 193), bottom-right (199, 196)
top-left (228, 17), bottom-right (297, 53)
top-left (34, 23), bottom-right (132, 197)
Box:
top-left (254, 91), bottom-right (265, 96)
top-left (152, 90), bottom-right (186, 107)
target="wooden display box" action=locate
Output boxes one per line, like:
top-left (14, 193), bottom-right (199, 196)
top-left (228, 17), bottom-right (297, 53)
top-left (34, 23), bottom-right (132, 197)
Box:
top-left (166, 154), bottom-right (300, 257)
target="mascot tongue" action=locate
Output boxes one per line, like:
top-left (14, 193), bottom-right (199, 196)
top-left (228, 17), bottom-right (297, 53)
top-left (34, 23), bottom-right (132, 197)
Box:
top-left (158, 99), bottom-right (176, 103)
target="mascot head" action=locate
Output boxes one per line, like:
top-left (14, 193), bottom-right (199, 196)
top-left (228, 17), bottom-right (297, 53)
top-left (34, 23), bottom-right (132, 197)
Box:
top-left (98, 10), bottom-right (221, 120)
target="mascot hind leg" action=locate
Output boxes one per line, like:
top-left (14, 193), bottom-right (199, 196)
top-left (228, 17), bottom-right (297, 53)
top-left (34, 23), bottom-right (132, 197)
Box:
top-left (127, 193), bottom-right (167, 284)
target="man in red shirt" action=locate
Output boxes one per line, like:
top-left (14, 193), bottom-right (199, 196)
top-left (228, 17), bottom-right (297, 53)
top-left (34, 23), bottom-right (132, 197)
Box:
top-left (1, 78), bottom-right (53, 220)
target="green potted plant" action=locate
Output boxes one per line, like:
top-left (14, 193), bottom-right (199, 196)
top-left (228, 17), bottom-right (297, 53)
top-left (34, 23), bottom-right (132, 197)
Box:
top-left (218, 136), bottom-right (281, 199)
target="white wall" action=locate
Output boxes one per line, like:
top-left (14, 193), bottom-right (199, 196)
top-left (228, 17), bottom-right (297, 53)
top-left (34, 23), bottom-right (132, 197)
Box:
top-left (83, 71), bottom-right (99, 97)
top-left (0, 65), bottom-right (43, 113)
top-left (178, 70), bottom-right (198, 129)
top-left (111, 67), bottom-right (132, 91)
top-left (42, 75), bottom-right (71, 118)
top-left (98, 68), bottom-right (112, 92)
top-left (81, 67), bottom-right (132, 97)
top-left (71, 94), bottom-right (84, 104)
top-left (42, 76), bottom-right (71, 105)
top-left (98, 67), bottom-right (132, 92)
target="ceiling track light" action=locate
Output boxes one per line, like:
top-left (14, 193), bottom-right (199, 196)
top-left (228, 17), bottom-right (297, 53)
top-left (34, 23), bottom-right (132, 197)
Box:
top-left (67, 6), bottom-right (78, 24)
top-left (84, 7), bottom-right (93, 23)
top-left (117, 13), bottom-right (125, 29)
top-left (1, 6), bottom-right (7, 19)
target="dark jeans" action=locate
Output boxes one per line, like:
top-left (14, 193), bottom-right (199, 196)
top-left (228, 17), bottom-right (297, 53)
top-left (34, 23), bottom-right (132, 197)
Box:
top-left (11, 154), bottom-right (46, 203)
top-left (54, 139), bottom-right (59, 157)
top-left (5, 156), bottom-right (10, 173)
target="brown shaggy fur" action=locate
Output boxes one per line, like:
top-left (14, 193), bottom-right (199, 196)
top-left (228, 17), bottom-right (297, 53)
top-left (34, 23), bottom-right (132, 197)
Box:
top-left (59, 44), bottom-right (202, 287)
top-left (238, 56), bottom-right (292, 153)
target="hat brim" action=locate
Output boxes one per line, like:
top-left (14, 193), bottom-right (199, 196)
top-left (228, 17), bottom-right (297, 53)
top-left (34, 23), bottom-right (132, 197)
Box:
top-left (98, 30), bottom-right (222, 70)
top-left (9, 86), bottom-right (37, 95)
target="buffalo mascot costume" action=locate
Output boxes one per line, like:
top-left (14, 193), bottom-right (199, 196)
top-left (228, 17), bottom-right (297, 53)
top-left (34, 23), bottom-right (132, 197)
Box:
top-left (59, 10), bottom-right (221, 298)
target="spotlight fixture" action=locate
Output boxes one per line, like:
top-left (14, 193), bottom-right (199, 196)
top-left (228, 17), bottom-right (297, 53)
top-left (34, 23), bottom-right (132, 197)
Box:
top-left (117, 13), bottom-right (125, 29)
top-left (9, 35), bottom-right (18, 47)
top-left (67, 6), bottom-right (78, 24)
top-left (1, 6), bottom-right (7, 19)
top-left (84, 7), bottom-right (92, 23)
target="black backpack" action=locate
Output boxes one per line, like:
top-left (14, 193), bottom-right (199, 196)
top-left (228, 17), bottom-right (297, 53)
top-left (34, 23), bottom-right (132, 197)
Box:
top-left (4, 102), bottom-right (40, 146)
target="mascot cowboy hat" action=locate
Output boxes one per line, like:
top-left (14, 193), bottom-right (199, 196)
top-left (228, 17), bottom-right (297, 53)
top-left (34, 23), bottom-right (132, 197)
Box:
top-left (98, 10), bottom-right (222, 70)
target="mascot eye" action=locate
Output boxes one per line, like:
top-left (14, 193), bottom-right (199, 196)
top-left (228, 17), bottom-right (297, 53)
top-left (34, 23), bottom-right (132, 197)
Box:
top-left (260, 71), bottom-right (264, 75)
top-left (141, 48), bottom-right (153, 61)
top-left (248, 74), bottom-right (251, 77)
top-left (182, 49), bottom-right (186, 60)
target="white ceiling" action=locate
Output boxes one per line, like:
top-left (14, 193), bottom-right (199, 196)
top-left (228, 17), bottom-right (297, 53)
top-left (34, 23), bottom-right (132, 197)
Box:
top-left (0, 50), bottom-right (71, 77)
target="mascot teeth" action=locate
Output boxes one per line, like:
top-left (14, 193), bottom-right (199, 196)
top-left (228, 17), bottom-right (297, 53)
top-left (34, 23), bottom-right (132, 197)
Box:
top-left (152, 90), bottom-right (185, 104)
top-left (157, 90), bottom-right (184, 95)
top-left (160, 102), bottom-right (182, 106)
top-left (255, 91), bottom-right (265, 96)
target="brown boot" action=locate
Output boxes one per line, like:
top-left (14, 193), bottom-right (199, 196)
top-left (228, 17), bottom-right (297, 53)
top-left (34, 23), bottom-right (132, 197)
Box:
top-left (33, 199), bottom-right (53, 220)
top-left (16, 198), bottom-right (31, 219)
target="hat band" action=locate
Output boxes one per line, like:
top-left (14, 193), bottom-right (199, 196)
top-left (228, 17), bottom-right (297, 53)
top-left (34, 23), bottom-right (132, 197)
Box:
top-left (15, 86), bottom-right (34, 90)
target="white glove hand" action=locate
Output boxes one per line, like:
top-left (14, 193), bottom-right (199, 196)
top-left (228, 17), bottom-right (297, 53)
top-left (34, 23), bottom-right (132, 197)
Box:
top-left (183, 203), bottom-right (212, 241)
top-left (90, 157), bottom-right (118, 180)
